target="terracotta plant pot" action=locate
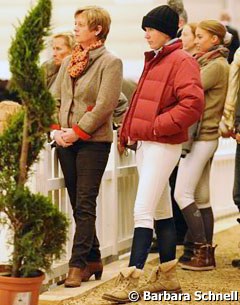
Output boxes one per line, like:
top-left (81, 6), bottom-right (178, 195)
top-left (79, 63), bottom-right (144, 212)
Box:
top-left (0, 265), bottom-right (45, 305)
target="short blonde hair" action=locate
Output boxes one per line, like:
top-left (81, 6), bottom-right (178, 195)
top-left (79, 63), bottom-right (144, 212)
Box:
top-left (197, 20), bottom-right (226, 45)
top-left (52, 32), bottom-right (75, 50)
top-left (74, 6), bottom-right (111, 42)
top-left (219, 10), bottom-right (231, 23)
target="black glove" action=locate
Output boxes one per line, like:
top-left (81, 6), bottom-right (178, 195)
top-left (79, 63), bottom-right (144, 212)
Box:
top-left (50, 140), bottom-right (56, 149)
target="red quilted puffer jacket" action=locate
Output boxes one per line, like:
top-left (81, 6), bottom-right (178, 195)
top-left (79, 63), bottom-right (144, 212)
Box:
top-left (120, 40), bottom-right (204, 146)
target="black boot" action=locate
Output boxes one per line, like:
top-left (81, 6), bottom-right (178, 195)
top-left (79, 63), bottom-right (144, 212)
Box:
top-left (179, 242), bottom-right (194, 263)
top-left (155, 218), bottom-right (177, 263)
top-left (129, 227), bottom-right (153, 269)
top-left (232, 259), bottom-right (240, 268)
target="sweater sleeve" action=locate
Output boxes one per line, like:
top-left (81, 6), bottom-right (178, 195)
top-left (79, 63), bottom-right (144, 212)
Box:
top-left (222, 48), bottom-right (240, 129)
top-left (49, 59), bottom-right (69, 128)
top-left (153, 57), bottom-right (205, 136)
top-left (234, 90), bottom-right (240, 132)
top-left (113, 92), bottom-right (128, 125)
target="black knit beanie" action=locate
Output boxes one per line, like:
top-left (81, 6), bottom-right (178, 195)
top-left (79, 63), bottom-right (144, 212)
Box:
top-left (142, 5), bottom-right (179, 38)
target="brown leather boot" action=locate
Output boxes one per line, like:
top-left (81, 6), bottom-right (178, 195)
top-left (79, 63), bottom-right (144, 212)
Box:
top-left (64, 267), bottom-right (86, 287)
top-left (179, 243), bottom-right (216, 271)
top-left (82, 261), bottom-right (103, 282)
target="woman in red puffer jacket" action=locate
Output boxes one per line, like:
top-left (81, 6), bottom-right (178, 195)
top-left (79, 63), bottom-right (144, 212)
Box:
top-left (103, 1), bottom-right (204, 303)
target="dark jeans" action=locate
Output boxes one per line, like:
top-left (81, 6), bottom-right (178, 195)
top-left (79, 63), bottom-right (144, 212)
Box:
top-left (233, 143), bottom-right (240, 212)
top-left (57, 141), bottom-right (111, 268)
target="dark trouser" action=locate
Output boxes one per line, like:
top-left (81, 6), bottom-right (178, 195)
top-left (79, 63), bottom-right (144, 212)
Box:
top-left (57, 141), bottom-right (111, 268)
top-left (233, 143), bottom-right (240, 212)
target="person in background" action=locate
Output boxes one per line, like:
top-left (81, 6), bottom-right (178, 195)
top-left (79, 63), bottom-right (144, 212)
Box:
top-left (177, 8), bottom-right (188, 37)
top-left (173, 21), bottom-right (200, 262)
top-left (169, 5), bottom-right (190, 247)
top-left (175, 20), bottom-right (230, 271)
top-left (181, 22), bottom-right (198, 55)
top-left (102, 1), bottom-right (204, 302)
top-left (167, 22), bottom-right (199, 251)
top-left (0, 80), bottom-right (9, 101)
top-left (42, 32), bottom-right (74, 89)
top-left (219, 47), bottom-right (240, 268)
top-left (122, 78), bottom-right (137, 102)
top-left (50, 6), bottom-right (123, 288)
top-left (232, 102), bottom-right (240, 266)
top-left (0, 79), bottom-right (20, 103)
top-left (170, 2), bottom-right (189, 246)
top-left (223, 48), bottom-right (240, 215)
top-left (219, 10), bottom-right (239, 63)
top-left (219, 48), bottom-right (240, 136)
top-left (0, 101), bottom-right (21, 134)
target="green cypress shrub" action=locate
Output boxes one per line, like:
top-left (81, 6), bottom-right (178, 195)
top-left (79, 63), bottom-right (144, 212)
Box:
top-left (0, 0), bottom-right (69, 277)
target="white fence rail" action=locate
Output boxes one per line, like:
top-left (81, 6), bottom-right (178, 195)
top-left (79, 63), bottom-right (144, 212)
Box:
top-left (0, 133), bottom-right (238, 282)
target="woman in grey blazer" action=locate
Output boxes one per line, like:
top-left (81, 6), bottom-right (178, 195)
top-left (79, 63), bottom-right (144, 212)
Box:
top-left (50, 6), bottom-right (123, 288)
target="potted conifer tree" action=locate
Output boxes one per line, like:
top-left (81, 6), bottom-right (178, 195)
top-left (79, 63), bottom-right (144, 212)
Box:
top-left (0, 1), bottom-right (68, 304)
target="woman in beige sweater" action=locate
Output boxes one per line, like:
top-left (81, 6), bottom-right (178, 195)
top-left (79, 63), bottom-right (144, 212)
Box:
top-left (175, 20), bottom-right (230, 271)
top-left (50, 6), bottom-right (123, 288)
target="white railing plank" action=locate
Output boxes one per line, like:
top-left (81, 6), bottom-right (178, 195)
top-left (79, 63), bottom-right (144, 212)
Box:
top-left (0, 135), bottom-right (238, 283)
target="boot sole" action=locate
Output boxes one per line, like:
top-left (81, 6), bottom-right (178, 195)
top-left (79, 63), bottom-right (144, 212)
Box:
top-left (102, 289), bottom-right (182, 302)
top-left (167, 289), bottom-right (182, 294)
top-left (64, 283), bottom-right (81, 288)
top-left (102, 294), bottom-right (135, 303)
top-left (179, 263), bottom-right (215, 271)
top-left (140, 288), bottom-right (182, 298)
top-left (140, 288), bottom-right (182, 296)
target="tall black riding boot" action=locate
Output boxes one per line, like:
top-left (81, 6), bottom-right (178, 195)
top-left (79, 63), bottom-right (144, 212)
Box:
top-left (129, 227), bottom-right (153, 269)
top-left (155, 218), bottom-right (177, 263)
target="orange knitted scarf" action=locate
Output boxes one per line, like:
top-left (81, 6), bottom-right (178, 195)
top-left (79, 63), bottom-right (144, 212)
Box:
top-left (68, 40), bottom-right (103, 78)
